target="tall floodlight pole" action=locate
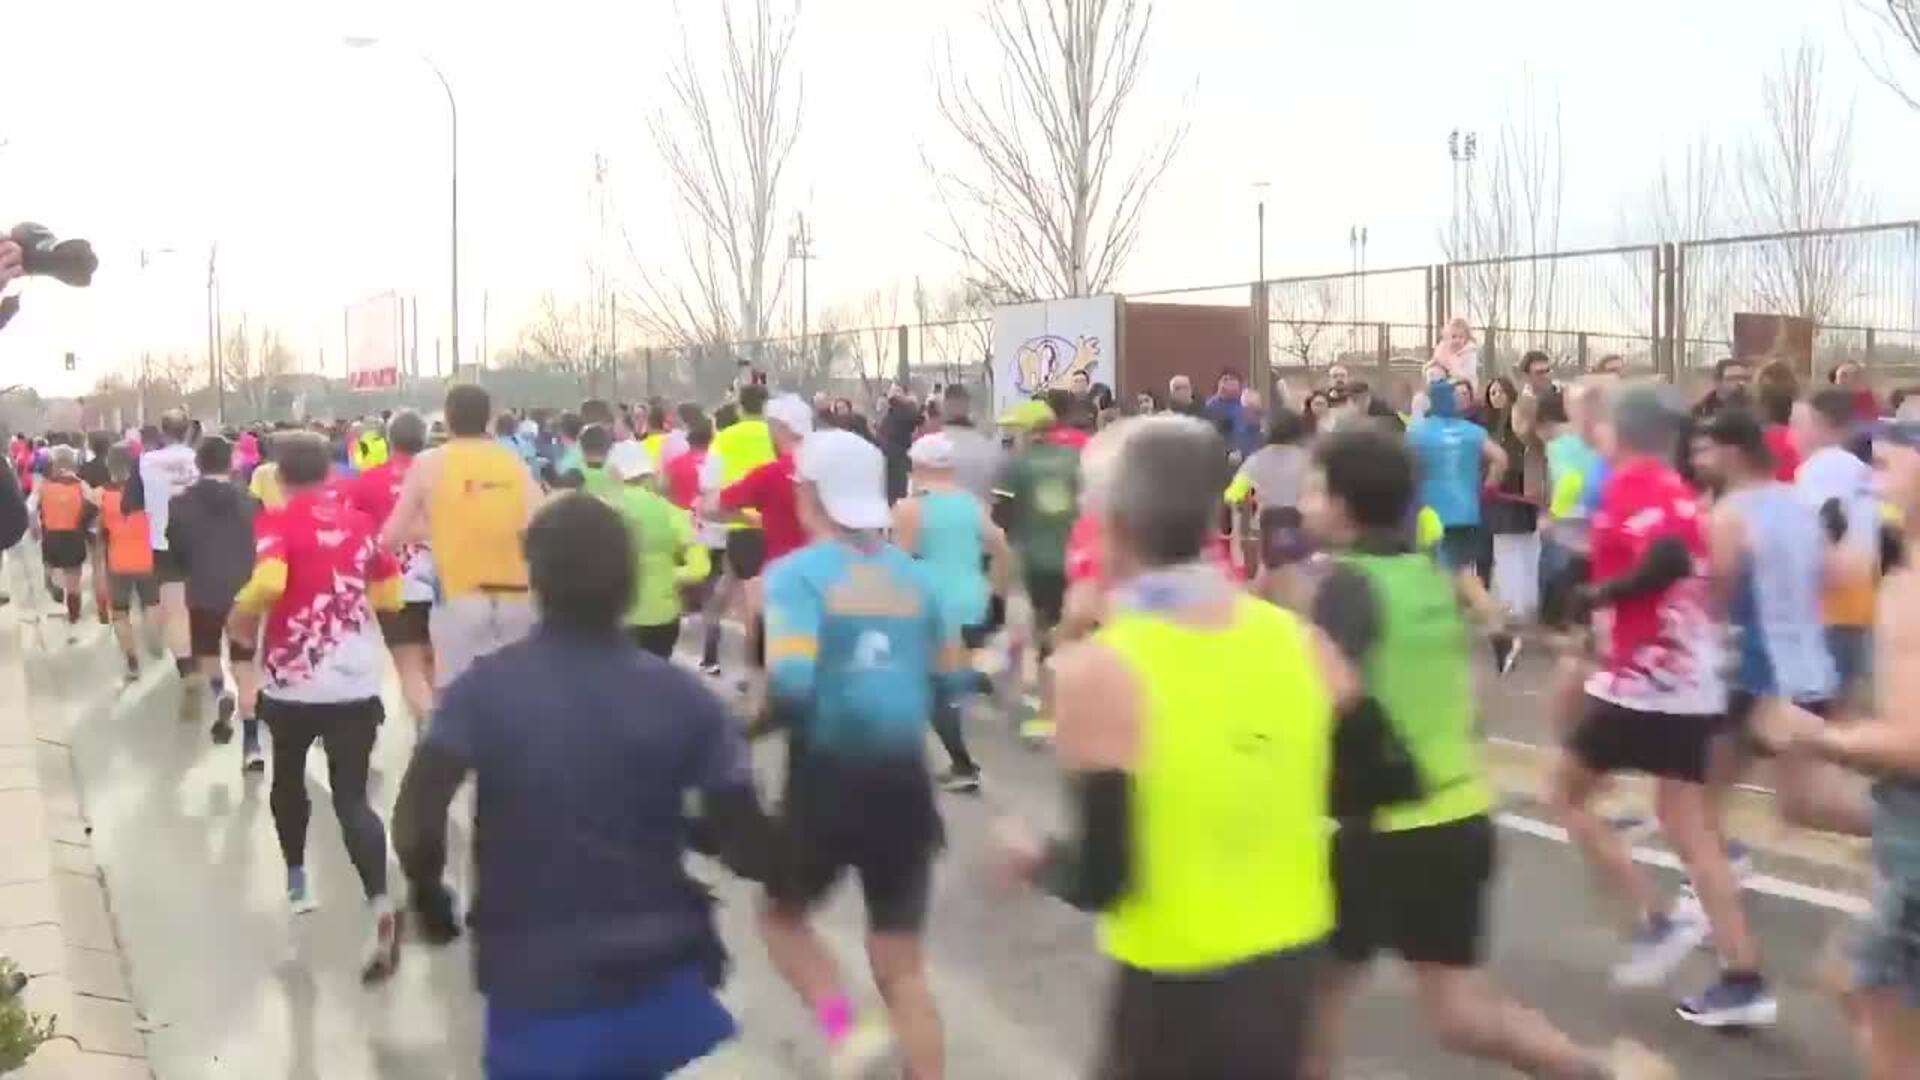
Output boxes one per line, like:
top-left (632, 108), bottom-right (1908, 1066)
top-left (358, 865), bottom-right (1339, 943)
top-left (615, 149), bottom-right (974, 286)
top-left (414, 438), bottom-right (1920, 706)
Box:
top-left (786, 215), bottom-right (815, 368)
top-left (346, 37), bottom-right (459, 380)
top-left (1448, 129), bottom-right (1478, 258)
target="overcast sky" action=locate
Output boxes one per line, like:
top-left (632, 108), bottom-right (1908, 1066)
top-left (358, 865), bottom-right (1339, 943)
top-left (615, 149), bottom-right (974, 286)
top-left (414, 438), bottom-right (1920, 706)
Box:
top-left (2, 0), bottom-right (1915, 396)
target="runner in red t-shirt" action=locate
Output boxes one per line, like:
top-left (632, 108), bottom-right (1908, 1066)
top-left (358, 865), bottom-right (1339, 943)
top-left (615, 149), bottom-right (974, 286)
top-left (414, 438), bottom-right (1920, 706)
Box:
top-left (1552, 384), bottom-right (1769, 1028)
top-left (711, 395), bottom-right (812, 708)
top-left (227, 432), bottom-right (406, 982)
top-left (341, 411), bottom-right (436, 726)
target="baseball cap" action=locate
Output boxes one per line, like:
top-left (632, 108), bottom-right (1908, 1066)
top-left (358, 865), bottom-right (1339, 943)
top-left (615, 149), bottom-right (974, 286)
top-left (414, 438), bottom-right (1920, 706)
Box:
top-left (606, 440), bottom-right (655, 481)
top-left (997, 398), bottom-right (1055, 429)
top-left (908, 432), bottom-right (954, 469)
top-left (796, 429), bottom-right (890, 530)
top-left (765, 393), bottom-right (815, 437)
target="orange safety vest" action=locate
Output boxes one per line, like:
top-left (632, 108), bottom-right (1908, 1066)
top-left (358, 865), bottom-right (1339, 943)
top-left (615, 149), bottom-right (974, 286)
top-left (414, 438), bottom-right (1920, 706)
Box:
top-left (38, 478), bottom-right (86, 532)
top-left (98, 487), bottom-right (154, 575)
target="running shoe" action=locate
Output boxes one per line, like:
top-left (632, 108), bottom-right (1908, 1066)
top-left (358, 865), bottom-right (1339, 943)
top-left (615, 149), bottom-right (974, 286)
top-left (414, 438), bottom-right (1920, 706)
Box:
top-left (937, 768), bottom-right (982, 795)
top-left (287, 868), bottom-right (318, 915)
top-left (1726, 839), bottom-right (1754, 881)
top-left (827, 1017), bottom-right (896, 1079)
top-left (1498, 635), bottom-right (1524, 674)
top-left (698, 660), bottom-right (723, 677)
top-left (242, 733), bottom-right (266, 774)
top-left (1610, 909), bottom-right (1709, 989)
top-left (1018, 715), bottom-right (1055, 748)
top-left (1675, 973), bottom-right (1778, 1028)
top-left (359, 898), bottom-right (403, 984)
top-left (210, 693), bottom-right (236, 745)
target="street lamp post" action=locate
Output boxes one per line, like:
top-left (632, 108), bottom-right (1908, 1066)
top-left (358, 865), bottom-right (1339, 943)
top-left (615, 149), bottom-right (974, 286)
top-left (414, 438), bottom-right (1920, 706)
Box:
top-left (1253, 181), bottom-right (1270, 286)
top-left (345, 36), bottom-right (459, 381)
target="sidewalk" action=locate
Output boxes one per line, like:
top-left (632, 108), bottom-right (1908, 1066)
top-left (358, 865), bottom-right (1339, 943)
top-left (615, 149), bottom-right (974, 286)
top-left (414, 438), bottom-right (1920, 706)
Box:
top-left (0, 594), bottom-right (153, 1078)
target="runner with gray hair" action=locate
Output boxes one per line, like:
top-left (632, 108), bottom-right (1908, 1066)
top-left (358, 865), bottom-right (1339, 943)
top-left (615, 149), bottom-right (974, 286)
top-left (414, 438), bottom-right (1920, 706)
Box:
top-left (993, 412), bottom-right (1358, 1075)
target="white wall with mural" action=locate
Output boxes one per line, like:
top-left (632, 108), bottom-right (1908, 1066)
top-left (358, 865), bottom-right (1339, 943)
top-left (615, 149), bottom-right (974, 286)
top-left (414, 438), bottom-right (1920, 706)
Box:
top-left (990, 295), bottom-right (1118, 418)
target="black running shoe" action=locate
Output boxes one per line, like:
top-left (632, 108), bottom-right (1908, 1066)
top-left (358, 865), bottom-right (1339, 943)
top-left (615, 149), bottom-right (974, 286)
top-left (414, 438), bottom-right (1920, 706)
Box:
top-left (210, 694), bottom-right (237, 745)
top-left (937, 769), bottom-right (982, 795)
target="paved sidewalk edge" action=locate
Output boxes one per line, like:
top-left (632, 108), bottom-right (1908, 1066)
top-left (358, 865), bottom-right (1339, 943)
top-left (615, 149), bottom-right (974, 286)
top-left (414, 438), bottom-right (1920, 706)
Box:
top-left (0, 616), bottom-right (153, 1080)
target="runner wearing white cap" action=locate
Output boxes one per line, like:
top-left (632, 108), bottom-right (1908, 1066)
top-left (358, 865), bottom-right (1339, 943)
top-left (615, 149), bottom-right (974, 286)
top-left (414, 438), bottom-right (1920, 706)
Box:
top-left (706, 394), bottom-right (814, 715)
top-left (759, 427), bottom-right (965, 1078)
top-left (893, 432), bottom-right (1014, 793)
top-left (604, 441), bottom-right (711, 659)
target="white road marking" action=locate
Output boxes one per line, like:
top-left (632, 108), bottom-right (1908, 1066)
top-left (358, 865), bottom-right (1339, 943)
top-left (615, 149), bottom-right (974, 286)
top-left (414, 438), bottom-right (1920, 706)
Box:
top-left (1495, 811), bottom-right (1868, 916)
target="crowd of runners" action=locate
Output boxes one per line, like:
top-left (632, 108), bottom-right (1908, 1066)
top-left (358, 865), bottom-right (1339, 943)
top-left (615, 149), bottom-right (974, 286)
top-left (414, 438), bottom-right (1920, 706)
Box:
top-left (4, 321), bottom-right (1920, 1078)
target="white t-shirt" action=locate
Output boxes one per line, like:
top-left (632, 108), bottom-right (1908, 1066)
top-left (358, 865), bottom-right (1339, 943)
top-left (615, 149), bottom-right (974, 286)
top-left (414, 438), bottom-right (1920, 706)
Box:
top-left (137, 442), bottom-right (199, 550)
top-left (1796, 445), bottom-right (1879, 558)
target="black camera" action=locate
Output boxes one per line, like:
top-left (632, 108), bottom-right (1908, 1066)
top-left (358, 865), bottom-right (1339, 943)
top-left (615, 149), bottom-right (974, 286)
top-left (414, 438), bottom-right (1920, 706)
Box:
top-left (12, 223), bottom-right (97, 287)
top-left (0, 223), bottom-right (97, 331)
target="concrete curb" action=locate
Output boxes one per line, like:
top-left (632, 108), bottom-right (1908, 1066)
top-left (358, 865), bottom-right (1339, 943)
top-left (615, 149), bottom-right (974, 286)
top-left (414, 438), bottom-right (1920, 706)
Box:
top-left (0, 613), bottom-right (152, 1079)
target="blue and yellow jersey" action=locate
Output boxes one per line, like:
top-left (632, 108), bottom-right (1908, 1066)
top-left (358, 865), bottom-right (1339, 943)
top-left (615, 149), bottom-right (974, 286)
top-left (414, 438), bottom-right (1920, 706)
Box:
top-left (763, 539), bottom-right (967, 758)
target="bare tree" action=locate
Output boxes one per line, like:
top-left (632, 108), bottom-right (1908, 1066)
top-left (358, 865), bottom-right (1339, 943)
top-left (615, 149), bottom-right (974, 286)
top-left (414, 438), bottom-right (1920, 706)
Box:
top-left (919, 281), bottom-right (996, 386)
top-left (1443, 75), bottom-right (1565, 359)
top-left (633, 0), bottom-right (801, 360)
top-left (1270, 280), bottom-right (1340, 366)
top-left (1736, 42), bottom-right (1872, 323)
top-left (928, 0), bottom-right (1188, 302)
top-left (1618, 138), bottom-right (1731, 359)
top-left (518, 292), bottom-right (597, 383)
top-left (222, 327), bottom-right (296, 421)
top-left (1847, 1), bottom-right (1920, 110)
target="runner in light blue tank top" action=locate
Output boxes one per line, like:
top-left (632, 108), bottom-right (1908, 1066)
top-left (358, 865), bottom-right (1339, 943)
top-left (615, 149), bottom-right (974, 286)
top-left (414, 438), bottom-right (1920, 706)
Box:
top-left (1721, 482), bottom-right (1835, 704)
top-left (894, 433), bottom-right (1015, 793)
top-left (915, 488), bottom-right (989, 632)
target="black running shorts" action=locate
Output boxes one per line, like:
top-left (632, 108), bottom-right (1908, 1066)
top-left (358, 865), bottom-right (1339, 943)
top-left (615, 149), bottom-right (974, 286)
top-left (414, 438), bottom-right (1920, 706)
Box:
top-left (1332, 813), bottom-right (1494, 968)
top-left (627, 620), bottom-right (682, 660)
top-left (108, 573), bottom-right (159, 613)
top-left (1024, 570), bottom-right (1067, 633)
top-left (767, 751), bottom-right (941, 934)
top-left (1568, 696), bottom-right (1727, 784)
top-left (41, 530), bottom-right (87, 571)
top-left (1096, 943), bottom-right (1324, 1079)
top-left (377, 601), bottom-right (433, 648)
top-left (189, 606), bottom-right (255, 662)
top-left (724, 528), bottom-right (766, 580)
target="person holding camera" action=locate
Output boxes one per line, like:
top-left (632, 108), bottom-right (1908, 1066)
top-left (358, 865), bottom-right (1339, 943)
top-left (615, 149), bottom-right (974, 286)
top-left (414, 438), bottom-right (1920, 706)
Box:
top-left (0, 239), bottom-right (23, 291)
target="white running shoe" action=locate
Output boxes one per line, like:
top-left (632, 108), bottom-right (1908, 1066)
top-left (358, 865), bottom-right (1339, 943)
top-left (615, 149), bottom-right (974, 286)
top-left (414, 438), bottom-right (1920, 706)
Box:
top-left (828, 1018), bottom-right (896, 1079)
top-left (359, 897), bottom-right (403, 984)
top-left (1611, 908), bottom-right (1709, 989)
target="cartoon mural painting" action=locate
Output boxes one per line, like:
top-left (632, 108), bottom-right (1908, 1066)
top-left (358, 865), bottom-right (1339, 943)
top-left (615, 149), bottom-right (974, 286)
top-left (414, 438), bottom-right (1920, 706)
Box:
top-left (1013, 334), bottom-right (1102, 397)
top-left (990, 295), bottom-right (1119, 417)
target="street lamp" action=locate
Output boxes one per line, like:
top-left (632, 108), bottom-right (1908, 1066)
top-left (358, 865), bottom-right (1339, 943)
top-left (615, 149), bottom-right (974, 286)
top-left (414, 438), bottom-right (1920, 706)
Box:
top-left (136, 246), bottom-right (180, 426)
top-left (1252, 181), bottom-right (1271, 286)
top-left (344, 36), bottom-right (460, 381)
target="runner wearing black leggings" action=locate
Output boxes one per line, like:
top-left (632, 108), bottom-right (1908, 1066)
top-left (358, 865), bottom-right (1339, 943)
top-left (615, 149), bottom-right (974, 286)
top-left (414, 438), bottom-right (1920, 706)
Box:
top-left (226, 432), bottom-right (405, 983)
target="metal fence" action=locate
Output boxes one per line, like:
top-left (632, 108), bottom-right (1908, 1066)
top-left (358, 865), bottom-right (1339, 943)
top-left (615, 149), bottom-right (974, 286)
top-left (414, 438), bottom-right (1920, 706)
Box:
top-left (1257, 220), bottom-right (1920, 389)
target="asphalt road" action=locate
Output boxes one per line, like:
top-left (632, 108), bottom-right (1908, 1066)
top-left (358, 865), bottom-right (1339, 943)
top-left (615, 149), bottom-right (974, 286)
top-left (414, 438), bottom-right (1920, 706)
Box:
top-left (36, 622), bottom-right (1867, 1079)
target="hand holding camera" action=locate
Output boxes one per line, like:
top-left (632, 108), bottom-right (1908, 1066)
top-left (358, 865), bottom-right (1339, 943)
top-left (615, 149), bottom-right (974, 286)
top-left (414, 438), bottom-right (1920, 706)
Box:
top-left (0, 223), bottom-right (97, 332)
top-left (0, 241), bottom-right (22, 291)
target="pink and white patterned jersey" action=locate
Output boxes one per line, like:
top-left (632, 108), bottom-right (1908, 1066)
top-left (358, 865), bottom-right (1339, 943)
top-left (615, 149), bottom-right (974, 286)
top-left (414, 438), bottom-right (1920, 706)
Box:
top-left (1583, 455), bottom-right (1726, 716)
top-left (254, 488), bottom-right (400, 703)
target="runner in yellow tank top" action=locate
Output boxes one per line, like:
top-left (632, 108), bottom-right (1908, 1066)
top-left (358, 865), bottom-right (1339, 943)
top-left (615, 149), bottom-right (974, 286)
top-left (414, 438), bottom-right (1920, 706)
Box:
top-left (384, 385), bottom-right (542, 690)
top-left (992, 416), bottom-right (1357, 1076)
